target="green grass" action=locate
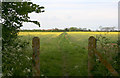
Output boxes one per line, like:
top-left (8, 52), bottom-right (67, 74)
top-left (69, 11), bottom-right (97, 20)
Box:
top-left (18, 32), bottom-right (119, 76)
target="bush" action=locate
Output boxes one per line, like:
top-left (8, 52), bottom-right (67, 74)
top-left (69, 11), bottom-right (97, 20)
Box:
top-left (2, 38), bottom-right (33, 76)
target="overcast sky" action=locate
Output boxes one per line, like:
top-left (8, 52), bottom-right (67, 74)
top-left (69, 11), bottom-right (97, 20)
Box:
top-left (21, 0), bottom-right (119, 30)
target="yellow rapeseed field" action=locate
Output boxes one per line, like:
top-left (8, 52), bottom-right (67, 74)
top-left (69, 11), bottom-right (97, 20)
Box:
top-left (67, 32), bottom-right (119, 40)
top-left (18, 32), bottom-right (119, 38)
top-left (67, 32), bottom-right (118, 34)
top-left (18, 32), bottom-right (63, 36)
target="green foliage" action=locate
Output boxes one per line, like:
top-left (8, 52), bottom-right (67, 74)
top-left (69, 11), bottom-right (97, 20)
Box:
top-left (69, 27), bottom-right (88, 31)
top-left (95, 34), bottom-right (119, 76)
top-left (2, 2), bottom-right (44, 76)
top-left (2, 2), bottom-right (44, 47)
top-left (2, 38), bottom-right (33, 76)
top-left (69, 27), bottom-right (78, 31)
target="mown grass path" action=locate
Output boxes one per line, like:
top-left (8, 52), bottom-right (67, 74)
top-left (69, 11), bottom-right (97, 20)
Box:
top-left (57, 33), bottom-right (69, 77)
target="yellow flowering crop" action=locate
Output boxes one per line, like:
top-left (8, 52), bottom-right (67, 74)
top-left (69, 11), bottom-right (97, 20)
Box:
top-left (67, 32), bottom-right (119, 35)
top-left (18, 32), bottom-right (63, 37)
top-left (18, 32), bottom-right (119, 37)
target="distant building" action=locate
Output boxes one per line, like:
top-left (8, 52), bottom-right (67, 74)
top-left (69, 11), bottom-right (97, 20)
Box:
top-left (99, 26), bottom-right (116, 31)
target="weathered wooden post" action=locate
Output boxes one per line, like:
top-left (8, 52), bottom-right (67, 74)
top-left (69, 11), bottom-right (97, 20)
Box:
top-left (88, 36), bottom-right (96, 76)
top-left (32, 37), bottom-right (40, 76)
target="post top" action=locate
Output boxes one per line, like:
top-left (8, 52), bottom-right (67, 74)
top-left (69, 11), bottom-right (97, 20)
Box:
top-left (32, 37), bottom-right (40, 48)
top-left (89, 36), bottom-right (96, 40)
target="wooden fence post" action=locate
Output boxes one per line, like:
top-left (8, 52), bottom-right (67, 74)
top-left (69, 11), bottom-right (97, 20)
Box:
top-left (32, 37), bottom-right (40, 76)
top-left (88, 36), bottom-right (96, 76)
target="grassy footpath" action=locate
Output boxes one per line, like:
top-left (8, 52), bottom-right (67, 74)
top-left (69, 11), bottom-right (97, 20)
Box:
top-left (57, 32), bottom-right (88, 76)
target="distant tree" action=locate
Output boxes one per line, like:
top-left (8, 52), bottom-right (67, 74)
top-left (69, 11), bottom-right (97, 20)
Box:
top-left (65, 28), bottom-right (69, 31)
top-left (88, 29), bottom-right (91, 31)
top-left (54, 28), bottom-right (59, 31)
top-left (69, 27), bottom-right (77, 31)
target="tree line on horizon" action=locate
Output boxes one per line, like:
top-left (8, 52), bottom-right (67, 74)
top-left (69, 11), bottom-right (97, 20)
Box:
top-left (20, 27), bottom-right (91, 32)
top-left (20, 27), bottom-right (119, 32)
